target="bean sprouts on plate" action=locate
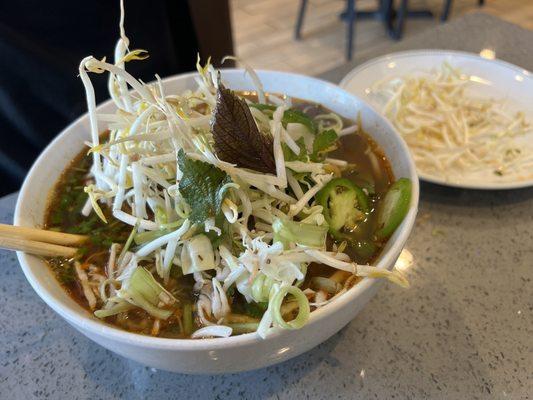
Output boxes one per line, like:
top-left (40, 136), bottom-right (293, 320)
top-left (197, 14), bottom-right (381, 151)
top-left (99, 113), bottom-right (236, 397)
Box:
top-left (369, 62), bottom-right (533, 184)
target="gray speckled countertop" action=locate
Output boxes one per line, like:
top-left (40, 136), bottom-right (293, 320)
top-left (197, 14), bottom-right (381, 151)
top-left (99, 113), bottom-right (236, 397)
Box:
top-left (1, 13), bottom-right (533, 400)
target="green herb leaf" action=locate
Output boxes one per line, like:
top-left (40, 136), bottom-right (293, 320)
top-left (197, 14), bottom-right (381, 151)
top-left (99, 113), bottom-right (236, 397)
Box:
top-left (250, 103), bottom-right (316, 133)
top-left (311, 129), bottom-right (338, 161)
top-left (242, 301), bottom-right (268, 319)
top-left (282, 109), bottom-right (317, 134)
top-left (203, 213), bottom-right (229, 247)
top-left (48, 258), bottom-right (76, 285)
top-left (212, 86), bottom-right (276, 174)
top-left (282, 137), bottom-right (308, 162)
top-left (177, 149), bottom-right (232, 224)
top-left (226, 284), bottom-right (236, 297)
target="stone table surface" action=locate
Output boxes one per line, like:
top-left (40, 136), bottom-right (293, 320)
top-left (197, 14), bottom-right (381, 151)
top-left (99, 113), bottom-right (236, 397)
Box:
top-left (1, 12), bottom-right (532, 400)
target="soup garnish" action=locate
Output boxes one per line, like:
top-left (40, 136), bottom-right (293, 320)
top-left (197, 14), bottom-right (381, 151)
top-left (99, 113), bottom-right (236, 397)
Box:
top-left (44, 9), bottom-right (411, 339)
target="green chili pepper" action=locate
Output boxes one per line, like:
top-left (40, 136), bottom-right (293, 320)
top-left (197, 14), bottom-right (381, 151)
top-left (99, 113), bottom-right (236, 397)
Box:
top-left (316, 178), bottom-right (369, 238)
top-left (375, 178), bottom-right (412, 240)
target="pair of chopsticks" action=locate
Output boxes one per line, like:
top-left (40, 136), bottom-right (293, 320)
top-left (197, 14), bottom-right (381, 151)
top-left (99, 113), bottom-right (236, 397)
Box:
top-left (0, 224), bottom-right (88, 258)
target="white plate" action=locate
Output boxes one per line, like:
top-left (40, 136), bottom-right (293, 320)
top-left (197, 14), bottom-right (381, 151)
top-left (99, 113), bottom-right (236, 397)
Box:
top-left (340, 50), bottom-right (533, 190)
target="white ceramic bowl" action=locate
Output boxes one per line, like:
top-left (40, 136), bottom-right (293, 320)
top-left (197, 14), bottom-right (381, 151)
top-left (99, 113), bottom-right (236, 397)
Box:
top-left (15, 69), bottom-right (419, 374)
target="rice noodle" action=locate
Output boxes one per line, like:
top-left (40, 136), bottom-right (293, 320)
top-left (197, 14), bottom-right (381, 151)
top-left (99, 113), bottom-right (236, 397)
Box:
top-left (75, 262), bottom-right (97, 310)
top-left (191, 325), bottom-right (232, 339)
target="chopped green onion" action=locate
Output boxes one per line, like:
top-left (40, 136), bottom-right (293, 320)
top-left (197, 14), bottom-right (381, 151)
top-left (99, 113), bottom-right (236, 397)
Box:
top-left (94, 302), bottom-right (134, 318)
top-left (271, 286), bottom-right (310, 330)
top-left (182, 303), bottom-right (193, 335)
top-left (123, 267), bottom-right (175, 319)
top-left (128, 290), bottom-right (173, 320)
top-left (272, 217), bottom-right (328, 249)
top-left (251, 274), bottom-right (274, 302)
top-left (228, 322), bottom-right (260, 334)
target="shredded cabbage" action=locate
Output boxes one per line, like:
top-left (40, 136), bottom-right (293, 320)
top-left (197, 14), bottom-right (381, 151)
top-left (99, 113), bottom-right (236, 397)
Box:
top-left (181, 234), bottom-right (215, 275)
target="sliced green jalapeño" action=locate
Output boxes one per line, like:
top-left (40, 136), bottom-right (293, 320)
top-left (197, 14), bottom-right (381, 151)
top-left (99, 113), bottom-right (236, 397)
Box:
top-left (316, 178), bottom-right (369, 238)
top-left (375, 178), bottom-right (412, 240)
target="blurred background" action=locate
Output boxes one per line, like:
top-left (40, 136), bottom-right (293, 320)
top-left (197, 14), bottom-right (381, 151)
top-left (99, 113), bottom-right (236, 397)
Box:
top-left (0, 0), bottom-right (531, 195)
top-left (232, 0), bottom-right (530, 76)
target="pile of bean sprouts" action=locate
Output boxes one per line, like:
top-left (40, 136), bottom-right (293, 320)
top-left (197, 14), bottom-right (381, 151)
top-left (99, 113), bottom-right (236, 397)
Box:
top-left (370, 63), bottom-right (533, 184)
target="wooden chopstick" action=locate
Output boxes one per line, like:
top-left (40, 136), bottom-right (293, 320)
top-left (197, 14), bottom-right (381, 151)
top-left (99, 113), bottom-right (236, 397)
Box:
top-left (0, 236), bottom-right (78, 257)
top-left (0, 223), bottom-right (87, 246)
top-left (0, 224), bottom-right (88, 257)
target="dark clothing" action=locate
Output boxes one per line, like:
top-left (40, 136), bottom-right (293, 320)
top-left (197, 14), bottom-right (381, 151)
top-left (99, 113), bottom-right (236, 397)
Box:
top-left (0, 0), bottom-right (232, 195)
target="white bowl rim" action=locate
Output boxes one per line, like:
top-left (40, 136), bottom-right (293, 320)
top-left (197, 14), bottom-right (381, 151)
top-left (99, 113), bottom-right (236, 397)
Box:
top-left (15, 69), bottom-right (419, 351)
